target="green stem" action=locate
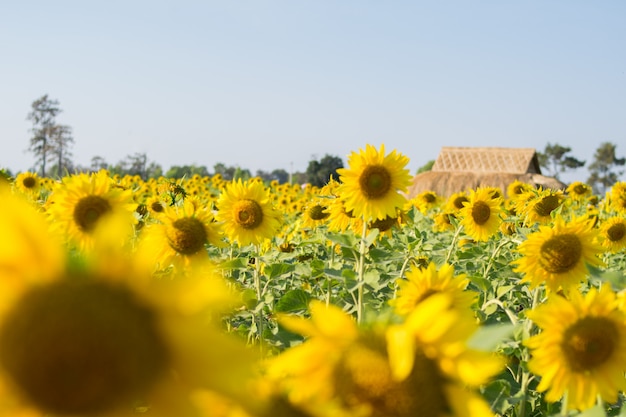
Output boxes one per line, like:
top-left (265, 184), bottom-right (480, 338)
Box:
top-left (483, 238), bottom-right (511, 278)
top-left (253, 245), bottom-right (264, 351)
top-left (444, 224), bottom-right (463, 264)
top-left (560, 390), bottom-right (568, 416)
top-left (327, 243), bottom-right (334, 306)
top-left (481, 299), bottom-right (518, 325)
top-left (356, 220), bottom-right (368, 323)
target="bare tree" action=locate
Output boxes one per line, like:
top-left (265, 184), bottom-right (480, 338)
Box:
top-left (587, 142), bottom-right (626, 194)
top-left (49, 124), bottom-right (74, 177)
top-left (27, 95), bottom-right (62, 176)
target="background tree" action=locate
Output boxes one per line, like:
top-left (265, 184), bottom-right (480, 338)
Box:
top-left (587, 142), bottom-right (626, 194)
top-left (90, 156), bottom-right (109, 172)
top-left (166, 164), bottom-right (210, 179)
top-left (416, 160), bottom-right (435, 174)
top-left (305, 154), bottom-right (344, 187)
top-left (48, 124), bottom-right (74, 177)
top-left (537, 143), bottom-right (585, 180)
top-left (27, 95), bottom-right (63, 176)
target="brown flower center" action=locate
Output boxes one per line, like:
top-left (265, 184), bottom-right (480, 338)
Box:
top-left (334, 336), bottom-right (448, 417)
top-left (369, 216), bottom-right (397, 232)
top-left (539, 234), bottom-right (582, 274)
top-left (607, 223), bottom-right (626, 242)
top-left (533, 195), bottom-right (561, 217)
top-left (453, 196), bottom-right (469, 210)
top-left (471, 201), bottom-right (491, 225)
top-left (422, 192), bottom-right (437, 203)
top-left (307, 204), bottom-right (329, 221)
top-left (22, 176), bottom-right (37, 189)
top-left (73, 195), bottom-right (113, 232)
top-left (562, 316), bottom-right (618, 372)
top-left (512, 185), bottom-right (527, 195)
top-left (166, 217), bottom-right (208, 255)
top-left (0, 281), bottom-right (169, 415)
top-left (233, 199), bottom-right (264, 229)
top-left (572, 184), bottom-right (589, 195)
top-left (150, 201), bottom-right (164, 213)
top-left (359, 165), bottom-right (392, 200)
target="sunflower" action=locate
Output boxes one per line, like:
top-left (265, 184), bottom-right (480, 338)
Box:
top-left (598, 216), bottom-right (626, 253)
top-left (0, 192), bottom-right (258, 417)
top-left (609, 182), bottom-right (626, 213)
top-left (566, 181), bottom-right (593, 203)
top-left (266, 296), bottom-right (503, 417)
top-left (145, 194), bottom-right (168, 217)
top-left (368, 213), bottom-right (402, 236)
top-left (432, 212), bottom-right (456, 232)
top-left (299, 199), bottom-right (331, 230)
top-left (46, 171), bottom-right (137, 250)
top-left (389, 262), bottom-right (476, 316)
top-left (506, 180), bottom-right (534, 200)
top-left (138, 199), bottom-right (224, 271)
top-left (406, 190), bottom-right (441, 214)
top-left (514, 216), bottom-right (604, 293)
top-left (324, 196), bottom-right (363, 234)
top-left (459, 187), bottom-right (503, 242)
top-left (518, 188), bottom-right (565, 225)
top-left (216, 179), bottom-right (282, 247)
top-left (524, 284), bottom-right (626, 411)
top-left (13, 171), bottom-right (41, 197)
top-left (444, 191), bottom-right (469, 213)
top-left (336, 144), bottom-right (412, 222)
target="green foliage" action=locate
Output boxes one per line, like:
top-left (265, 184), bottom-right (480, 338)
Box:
top-left (165, 164), bottom-right (210, 179)
top-left (416, 159), bottom-right (435, 174)
top-left (305, 154), bottom-right (344, 187)
top-left (537, 142), bottom-right (585, 179)
top-left (587, 142), bottom-right (626, 194)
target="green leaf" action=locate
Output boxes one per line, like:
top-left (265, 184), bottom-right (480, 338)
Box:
top-left (327, 232), bottom-right (357, 248)
top-left (468, 323), bottom-right (516, 350)
top-left (588, 265), bottom-right (626, 290)
top-left (220, 258), bottom-right (248, 270)
top-left (368, 247), bottom-right (394, 263)
top-left (468, 275), bottom-right (492, 292)
top-left (241, 288), bottom-right (257, 309)
top-left (363, 269), bottom-right (382, 289)
top-left (577, 405), bottom-right (606, 417)
top-left (275, 289), bottom-right (311, 313)
top-left (364, 229), bottom-right (380, 247)
top-left (265, 263), bottom-right (296, 279)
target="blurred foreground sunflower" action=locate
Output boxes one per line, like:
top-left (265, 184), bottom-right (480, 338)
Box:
top-left (525, 284), bottom-right (626, 411)
top-left (266, 296), bottom-right (503, 417)
top-left (0, 190), bottom-right (258, 417)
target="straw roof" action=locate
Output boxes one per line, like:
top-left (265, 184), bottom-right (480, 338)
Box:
top-left (407, 147), bottom-right (565, 198)
top-left (431, 147), bottom-right (541, 174)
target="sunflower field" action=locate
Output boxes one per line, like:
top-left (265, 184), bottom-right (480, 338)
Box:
top-left (2, 144), bottom-right (626, 417)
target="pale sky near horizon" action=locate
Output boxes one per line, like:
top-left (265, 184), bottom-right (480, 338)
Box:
top-left (1, 1), bottom-right (625, 184)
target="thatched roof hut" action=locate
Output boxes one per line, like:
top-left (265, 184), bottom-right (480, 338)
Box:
top-left (407, 147), bottom-right (566, 198)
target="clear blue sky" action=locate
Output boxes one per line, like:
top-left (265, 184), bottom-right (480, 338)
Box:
top-left (1, 1), bottom-right (624, 183)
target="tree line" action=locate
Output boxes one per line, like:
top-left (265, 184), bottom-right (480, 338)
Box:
top-left (18, 95), bottom-right (344, 186)
top-left (11, 95), bottom-right (626, 193)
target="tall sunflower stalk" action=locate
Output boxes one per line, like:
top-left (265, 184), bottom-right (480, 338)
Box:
top-left (356, 220), bottom-right (368, 323)
top-left (335, 143), bottom-right (412, 322)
